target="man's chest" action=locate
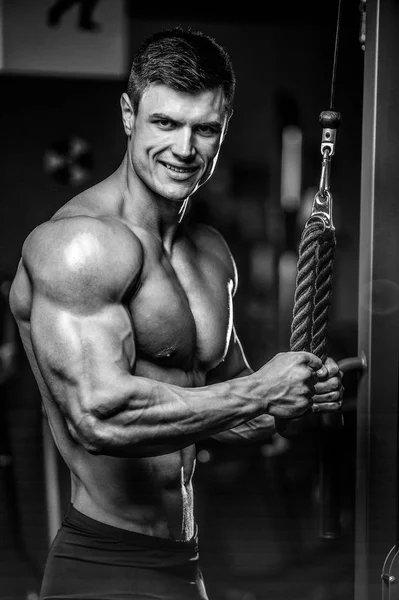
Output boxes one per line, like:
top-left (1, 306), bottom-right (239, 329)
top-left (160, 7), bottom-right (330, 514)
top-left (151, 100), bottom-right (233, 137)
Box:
top-left (128, 250), bottom-right (234, 372)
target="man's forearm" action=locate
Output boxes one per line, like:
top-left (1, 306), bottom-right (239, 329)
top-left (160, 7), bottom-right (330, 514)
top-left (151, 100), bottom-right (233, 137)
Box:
top-left (79, 371), bottom-right (265, 458)
top-left (208, 365), bottom-right (276, 444)
top-left (211, 413), bottom-right (276, 444)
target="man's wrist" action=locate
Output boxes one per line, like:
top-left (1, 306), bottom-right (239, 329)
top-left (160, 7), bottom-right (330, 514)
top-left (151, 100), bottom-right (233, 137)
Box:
top-left (229, 371), bottom-right (266, 419)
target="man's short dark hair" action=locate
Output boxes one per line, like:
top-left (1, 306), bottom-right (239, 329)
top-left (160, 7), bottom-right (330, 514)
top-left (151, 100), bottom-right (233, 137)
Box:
top-left (127, 26), bottom-right (236, 115)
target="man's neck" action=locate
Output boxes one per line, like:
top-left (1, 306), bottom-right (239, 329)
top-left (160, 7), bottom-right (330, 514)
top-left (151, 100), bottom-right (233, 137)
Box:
top-left (116, 154), bottom-right (190, 253)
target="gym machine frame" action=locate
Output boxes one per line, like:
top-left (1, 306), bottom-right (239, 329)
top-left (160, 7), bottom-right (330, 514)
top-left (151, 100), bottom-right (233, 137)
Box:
top-left (356, 0), bottom-right (399, 598)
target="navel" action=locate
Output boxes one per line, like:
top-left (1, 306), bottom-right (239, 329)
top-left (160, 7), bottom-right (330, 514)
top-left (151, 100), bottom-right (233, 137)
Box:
top-left (155, 347), bottom-right (176, 360)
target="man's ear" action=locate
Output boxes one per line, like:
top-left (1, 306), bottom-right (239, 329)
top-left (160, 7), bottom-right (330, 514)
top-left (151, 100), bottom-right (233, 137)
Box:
top-left (222, 109), bottom-right (234, 141)
top-left (120, 93), bottom-right (135, 136)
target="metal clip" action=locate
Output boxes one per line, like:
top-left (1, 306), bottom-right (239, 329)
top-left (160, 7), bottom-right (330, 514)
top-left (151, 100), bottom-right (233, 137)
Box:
top-left (319, 110), bottom-right (341, 156)
top-left (306, 190), bottom-right (334, 231)
top-left (321, 129), bottom-right (337, 157)
top-left (306, 148), bottom-right (334, 231)
top-left (319, 148), bottom-right (331, 196)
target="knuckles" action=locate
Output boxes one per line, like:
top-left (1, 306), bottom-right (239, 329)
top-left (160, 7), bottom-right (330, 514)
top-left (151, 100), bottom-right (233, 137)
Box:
top-left (328, 377), bottom-right (341, 390)
top-left (324, 358), bottom-right (340, 377)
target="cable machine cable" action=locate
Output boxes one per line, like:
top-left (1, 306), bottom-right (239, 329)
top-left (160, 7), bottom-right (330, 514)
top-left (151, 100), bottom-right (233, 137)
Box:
top-left (276, 0), bottom-right (344, 539)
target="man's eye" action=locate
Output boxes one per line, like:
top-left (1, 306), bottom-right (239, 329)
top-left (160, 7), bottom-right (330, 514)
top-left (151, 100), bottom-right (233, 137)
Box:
top-left (156, 119), bottom-right (174, 129)
top-left (197, 125), bottom-right (218, 136)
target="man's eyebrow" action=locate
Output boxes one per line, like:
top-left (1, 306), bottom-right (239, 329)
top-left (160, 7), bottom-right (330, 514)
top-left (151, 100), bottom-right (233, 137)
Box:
top-left (150, 112), bottom-right (174, 120)
top-left (199, 121), bottom-right (223, 131)
top-left (150, 113), bottom-right (223, 130)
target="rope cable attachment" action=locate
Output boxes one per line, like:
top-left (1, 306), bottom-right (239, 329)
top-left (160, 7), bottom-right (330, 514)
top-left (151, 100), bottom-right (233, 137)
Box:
top-left (276, 0), bottom-right (344, 437)
top-left (275, 0), bottom-right (346, 542)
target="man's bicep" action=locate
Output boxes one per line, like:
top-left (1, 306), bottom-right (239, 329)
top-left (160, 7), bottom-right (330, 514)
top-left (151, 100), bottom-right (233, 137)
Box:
top-left (30, 291), bottom-right (135, 417)
top-left (206, 326), bottom-right (252, 385)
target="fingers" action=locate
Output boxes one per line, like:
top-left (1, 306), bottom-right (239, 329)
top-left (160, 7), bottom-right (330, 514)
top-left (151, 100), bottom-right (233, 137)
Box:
top-left (296, 351), bottom-right (323, 372)
top-left (312, 386), bottom-right (344, 412)
top-left (311, 401), bottom-right (342, 413)
top-left (312, 355), bottom-right (345, 413)
top-left (313, 389), bottom-right (343, 403)
top-left (315, 356), bottom-right (340, 381)
top-left (314, 375), bottom-right (343, 395)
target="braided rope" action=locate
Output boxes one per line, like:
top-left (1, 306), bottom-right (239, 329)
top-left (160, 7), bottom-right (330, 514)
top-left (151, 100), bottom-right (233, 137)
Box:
top-left (290, 222), bottom-right (336, 360)
top-left (275, 221), bottom-right (336, 439)
top-left (290, 222), bottom-right (324, 352)
top-left (311, 230), bottom-right (336, 360)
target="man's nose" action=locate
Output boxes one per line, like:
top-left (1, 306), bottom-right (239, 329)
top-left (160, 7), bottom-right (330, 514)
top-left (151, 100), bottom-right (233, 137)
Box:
top-left (172, 129), bottom-right (195, 159)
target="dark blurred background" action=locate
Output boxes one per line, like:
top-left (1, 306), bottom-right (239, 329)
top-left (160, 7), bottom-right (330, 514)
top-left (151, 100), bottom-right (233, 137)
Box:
top-left (0, 1), bottom-right (364, 598)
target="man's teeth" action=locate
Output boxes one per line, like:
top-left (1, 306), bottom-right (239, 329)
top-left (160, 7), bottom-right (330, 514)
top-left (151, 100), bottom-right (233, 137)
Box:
top-left (165, 164), bottom-right (194, 173)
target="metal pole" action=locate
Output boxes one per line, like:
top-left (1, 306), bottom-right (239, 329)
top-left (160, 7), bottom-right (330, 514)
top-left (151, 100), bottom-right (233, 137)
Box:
top-left (356, 0), bottom-right (399, 598)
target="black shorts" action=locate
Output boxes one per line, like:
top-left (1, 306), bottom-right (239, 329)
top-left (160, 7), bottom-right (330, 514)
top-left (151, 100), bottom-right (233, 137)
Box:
top-left (40, 504), bottom-right (209, 600)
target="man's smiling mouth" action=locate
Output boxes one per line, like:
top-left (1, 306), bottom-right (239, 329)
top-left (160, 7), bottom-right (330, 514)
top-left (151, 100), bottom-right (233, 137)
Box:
top-left (161, 162), bottom-right (198, 174)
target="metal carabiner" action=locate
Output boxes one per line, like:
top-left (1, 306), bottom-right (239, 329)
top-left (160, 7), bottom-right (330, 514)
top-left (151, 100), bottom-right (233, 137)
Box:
top-left (306, 189), bottom-right (334, 231)
top-left (318, 147), bottom-right (332, 196)
top-left (305, 111), bottom-right (340, 232)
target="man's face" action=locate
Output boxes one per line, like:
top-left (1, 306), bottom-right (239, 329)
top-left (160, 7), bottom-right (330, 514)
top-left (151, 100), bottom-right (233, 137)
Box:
top-left (126, 84), bottom-right (229, 203)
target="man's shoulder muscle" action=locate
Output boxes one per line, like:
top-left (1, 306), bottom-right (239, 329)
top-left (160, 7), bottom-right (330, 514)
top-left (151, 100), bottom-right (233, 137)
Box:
top-left (188, 221), bottom-right (238, 289)
top-left (21, 216), bottom-right (143, 309)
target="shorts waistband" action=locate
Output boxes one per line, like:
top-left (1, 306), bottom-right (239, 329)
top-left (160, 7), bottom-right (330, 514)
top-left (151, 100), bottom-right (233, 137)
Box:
top-left (64, 504), bottom-right (198, 552)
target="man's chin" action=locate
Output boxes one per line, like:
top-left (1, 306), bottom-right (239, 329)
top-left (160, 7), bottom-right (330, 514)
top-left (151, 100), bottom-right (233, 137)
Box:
top-left (157, 183), bottom-right (197, 203)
